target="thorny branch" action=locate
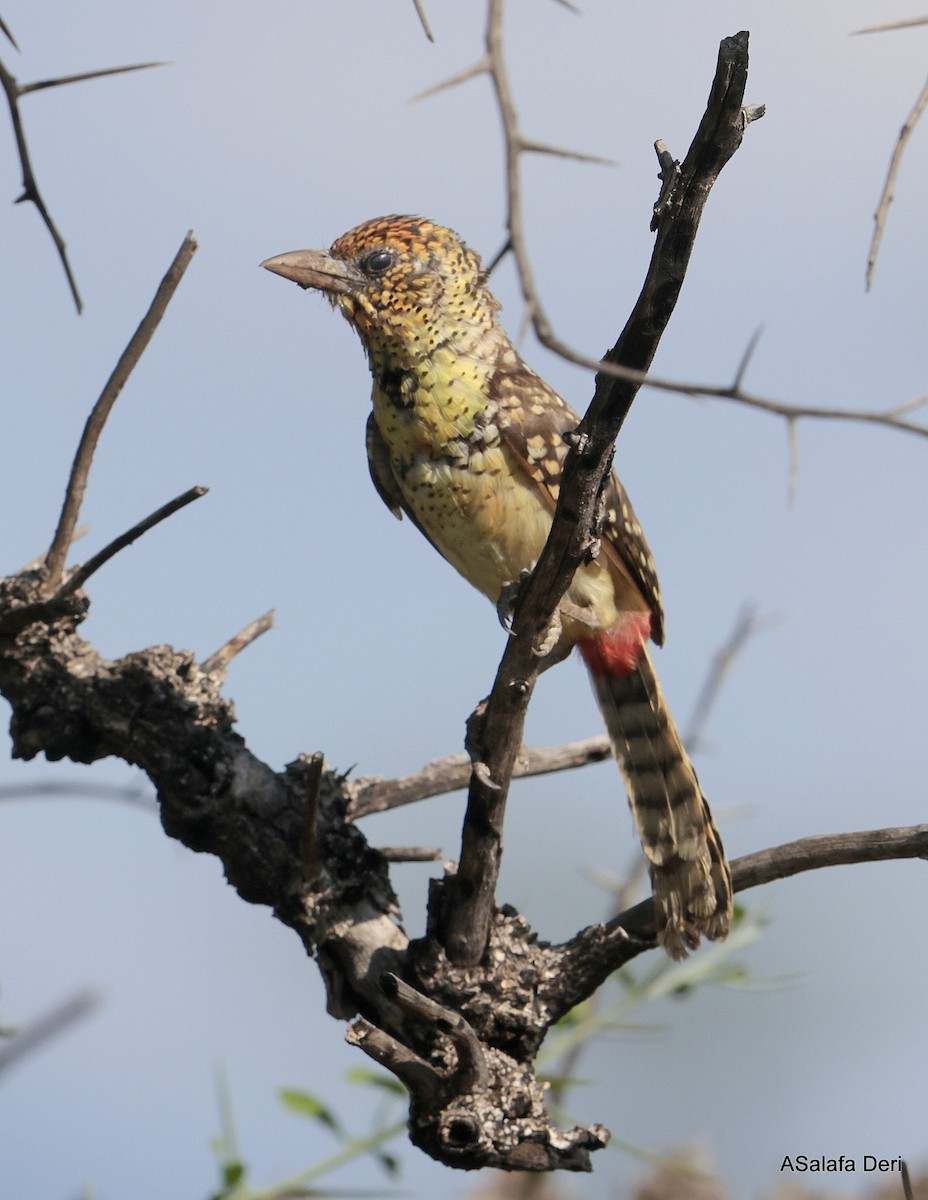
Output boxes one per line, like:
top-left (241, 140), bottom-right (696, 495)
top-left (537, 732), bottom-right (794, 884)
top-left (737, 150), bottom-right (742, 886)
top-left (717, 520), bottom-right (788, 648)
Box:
top-left (419, 9), bottom-right (928, 447)
top-left (0, 41), bottom-right (161, 313)
top-left (3, 18), bottom-right (925, 1179)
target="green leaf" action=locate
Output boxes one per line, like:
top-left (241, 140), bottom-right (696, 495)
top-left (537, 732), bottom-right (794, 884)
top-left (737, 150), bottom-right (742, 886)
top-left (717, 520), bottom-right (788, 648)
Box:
top-left (373, 1150), bottom-right (400, 1178)
top-left (279, 1088), bottom-right (344, 1136)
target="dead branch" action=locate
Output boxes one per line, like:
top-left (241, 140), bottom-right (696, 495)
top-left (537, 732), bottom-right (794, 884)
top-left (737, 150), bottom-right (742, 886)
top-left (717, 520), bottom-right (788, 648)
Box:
top-left (545, 824), bottom-right (928, 1011)
top-left (202, 609), bottom-right (276, 675)
top-left (347, 735), bottom-right (611, 819)
top-left (43, 232), bottom-right (197, 592)
top-left (435, 20), bottom-right (758, 968)
top-left (63, 486), bottom-right (208, 595)
top-left (379, 846), bottom-right (443, 862)
top-left (2, 470), bottom-right (923, 1172)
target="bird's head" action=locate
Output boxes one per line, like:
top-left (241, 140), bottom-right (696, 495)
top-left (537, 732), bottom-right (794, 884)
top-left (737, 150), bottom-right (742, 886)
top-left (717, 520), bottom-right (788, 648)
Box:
top-left (262, 215), bottom-right (502, 370)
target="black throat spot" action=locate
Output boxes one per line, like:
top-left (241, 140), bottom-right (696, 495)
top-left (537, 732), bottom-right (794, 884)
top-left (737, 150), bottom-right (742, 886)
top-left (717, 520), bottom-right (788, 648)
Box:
top-left (379, 368), bottom-right (418, 409)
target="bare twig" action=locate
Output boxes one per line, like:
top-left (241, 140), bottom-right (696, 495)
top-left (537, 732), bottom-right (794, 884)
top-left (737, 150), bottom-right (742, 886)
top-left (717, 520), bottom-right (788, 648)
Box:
top-left (43, 232), bottom-right (198, 592)
top-left (346, 1020), bottom-right (440, 1097)
top-left (619, 824), bottom-right (928, 934)
top-left (866, 70), bottom-right (928, 290)
top-left (202, 609), bottom-right (275, 675)
top-left (0, 989), bottom-right (102, 1078)
top-left (379, 846), bottom-right (442, 862)
top-left (0, 55), bottom-right (162, 311)
top-left (60, 486), bottom-right (208, 597)
top-left (383, 972), bottom-right (488, 1088)
top-left (550, 824), bottom-right (928, 1007)
top-left (348, 735), bottom-right (611, 818)
top-left (732, 824), bottom-right (928, 891)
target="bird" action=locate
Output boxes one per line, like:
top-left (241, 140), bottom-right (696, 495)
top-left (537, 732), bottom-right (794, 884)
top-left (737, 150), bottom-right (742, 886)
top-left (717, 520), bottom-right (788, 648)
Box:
top-left (262, 214), bottom-right (732, 958)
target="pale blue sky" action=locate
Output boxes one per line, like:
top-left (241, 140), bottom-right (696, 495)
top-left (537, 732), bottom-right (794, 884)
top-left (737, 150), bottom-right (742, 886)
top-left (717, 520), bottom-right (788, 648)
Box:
top-left (1, 3), bottom-right (926, 1198)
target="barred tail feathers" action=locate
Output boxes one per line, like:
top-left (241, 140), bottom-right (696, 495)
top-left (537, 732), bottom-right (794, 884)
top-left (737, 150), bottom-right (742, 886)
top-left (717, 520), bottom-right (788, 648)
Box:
top-left (580, 635), bottom-right (732, 958)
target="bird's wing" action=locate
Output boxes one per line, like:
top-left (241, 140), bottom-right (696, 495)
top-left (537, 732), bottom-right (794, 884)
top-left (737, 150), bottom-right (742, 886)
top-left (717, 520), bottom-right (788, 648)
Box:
top-left (366, 411), bottom-right (405, 519)
top-left (490, 355), bottom-right (665, 644)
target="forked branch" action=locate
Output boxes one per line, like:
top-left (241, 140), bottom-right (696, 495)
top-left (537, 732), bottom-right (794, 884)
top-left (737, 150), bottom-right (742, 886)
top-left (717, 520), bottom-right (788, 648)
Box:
top-left (43, 233), bottom-right (197, 591)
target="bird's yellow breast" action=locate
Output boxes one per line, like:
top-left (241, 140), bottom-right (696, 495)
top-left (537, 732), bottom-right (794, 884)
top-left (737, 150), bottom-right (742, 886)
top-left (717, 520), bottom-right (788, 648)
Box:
top-left (371, 354), bottom-right (621, 637)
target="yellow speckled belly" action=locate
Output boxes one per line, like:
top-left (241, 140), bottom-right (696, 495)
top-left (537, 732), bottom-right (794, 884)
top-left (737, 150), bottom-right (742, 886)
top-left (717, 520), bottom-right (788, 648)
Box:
top-left (397, 444), bottom-right (621, 642)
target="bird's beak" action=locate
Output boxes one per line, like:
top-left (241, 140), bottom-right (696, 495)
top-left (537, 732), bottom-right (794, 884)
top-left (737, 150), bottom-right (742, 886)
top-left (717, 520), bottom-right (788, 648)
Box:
top-left (260, 249), bottom-right (358, 294)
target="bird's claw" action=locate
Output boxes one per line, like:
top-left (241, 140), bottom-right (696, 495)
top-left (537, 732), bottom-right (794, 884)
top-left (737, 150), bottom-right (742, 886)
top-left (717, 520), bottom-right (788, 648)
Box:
top-left (496, 568), bottom-right (533, 633)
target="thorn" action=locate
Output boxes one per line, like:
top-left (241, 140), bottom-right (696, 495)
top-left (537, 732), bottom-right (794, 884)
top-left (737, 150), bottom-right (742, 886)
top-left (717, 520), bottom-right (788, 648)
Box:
top-left (484, 236), bottom-right (512, 277)
top-left (411, 0), bottom-right (435, 41)
top-left (518, 137), bottom-right (616, 167)
top-left (786, 417), bottom-right (799, 504)
top-left (411, 54), bottom-right (489, 102)
top-left (0, 13), bottom-right (19, 49)
top-left (19, 61), bottom-right (165, 96)
top-left (732, 326), bottom-right (764, 391)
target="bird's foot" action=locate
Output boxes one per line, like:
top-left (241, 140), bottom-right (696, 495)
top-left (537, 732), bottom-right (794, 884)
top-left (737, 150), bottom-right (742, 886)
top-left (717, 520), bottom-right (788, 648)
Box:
top-left (495, 568), bottom-right (534, 633)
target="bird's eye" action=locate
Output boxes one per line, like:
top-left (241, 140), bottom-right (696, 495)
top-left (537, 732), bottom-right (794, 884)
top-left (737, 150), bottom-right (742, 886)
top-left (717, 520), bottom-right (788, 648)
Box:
top-left (361, 249), bottom-right (395, 275)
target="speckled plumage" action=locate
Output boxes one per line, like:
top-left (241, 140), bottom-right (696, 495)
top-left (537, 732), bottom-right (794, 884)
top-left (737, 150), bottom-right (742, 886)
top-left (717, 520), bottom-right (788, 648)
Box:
top-left (263, 215), bottom-right (731, 956)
